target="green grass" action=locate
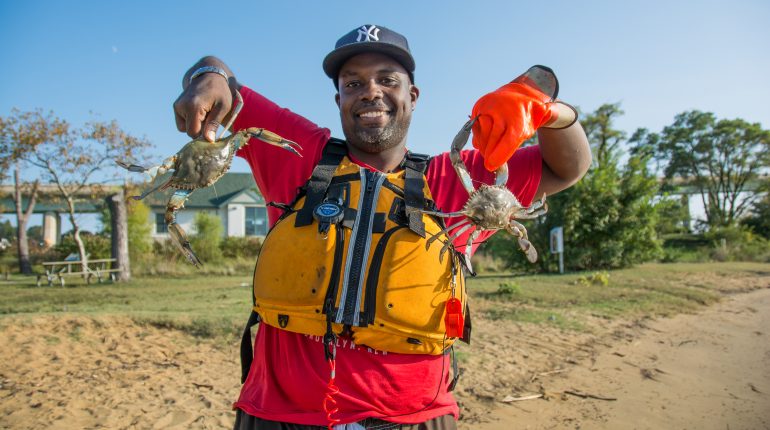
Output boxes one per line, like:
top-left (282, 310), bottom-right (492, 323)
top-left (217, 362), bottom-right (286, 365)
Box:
top-left (1, 262), bottom-right (768, 338)
top-left (0, 274), bottom-right (254, 338)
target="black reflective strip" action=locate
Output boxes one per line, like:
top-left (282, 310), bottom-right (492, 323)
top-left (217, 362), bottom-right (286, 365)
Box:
top-left (362, 226), bottom-right (405, 325)
top-left (330, 172), bottom-right (361, 185)
top-left (381, 179), bottom-right (404, 197)
top-left (372, 213), bottom-right (386, 233)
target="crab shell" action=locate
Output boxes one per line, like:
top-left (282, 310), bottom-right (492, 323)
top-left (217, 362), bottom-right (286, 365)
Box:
top-left (463, 185), bottom-right (523, 230)
top-left (168, 135), bottom-right (238, 190)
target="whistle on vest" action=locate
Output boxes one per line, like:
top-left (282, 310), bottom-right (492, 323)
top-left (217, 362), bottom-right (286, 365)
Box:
top-left (313, 200), bottom-right (345, 239)
top-left (444, 297), bottom-right (465, 339)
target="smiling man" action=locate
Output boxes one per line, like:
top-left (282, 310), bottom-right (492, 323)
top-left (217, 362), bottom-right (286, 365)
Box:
top-left (173, 24), bottom-right (590, 430)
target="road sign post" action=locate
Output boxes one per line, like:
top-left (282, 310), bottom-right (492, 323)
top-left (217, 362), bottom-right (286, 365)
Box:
top-left (550, 226), bottom-right (564, 274)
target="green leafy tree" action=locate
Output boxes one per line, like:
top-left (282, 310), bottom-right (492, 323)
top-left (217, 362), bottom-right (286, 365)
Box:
top-left (0, 220), bottom-right (15, 240)
top-left (483, 103), bottom-right (663, 271)
top-left (741, 181), bottom-right (770, 239)
top-left (640, 111), bottom-right (770, 228)
top-left (190, 211), bottom-right (224, 263)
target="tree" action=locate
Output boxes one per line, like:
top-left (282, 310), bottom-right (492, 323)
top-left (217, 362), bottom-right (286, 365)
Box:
top-left (581, 103), bottom-right (626, 167)
top-left (642, 111), bottom-right (770, 228)
top-left (106, 191), bottom-right (130, 281)
top-left (483, 103), bottom-right (663, 271)
top-left (25, 118), bottom-right (150, 274)
top-left (741, 181), bottom-right (770, 239)
top-left (0, 109), bottom-right (67, 274)
top-left (0, 219), bottom-right (15, 240)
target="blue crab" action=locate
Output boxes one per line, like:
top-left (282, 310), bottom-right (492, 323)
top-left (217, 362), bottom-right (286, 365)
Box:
top-left (117, 91), bottom-right (302, 266)
top-left (421, 117), bottom-right (547, 271)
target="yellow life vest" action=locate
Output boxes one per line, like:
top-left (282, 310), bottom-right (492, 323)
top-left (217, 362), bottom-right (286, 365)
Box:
top-left (252, 141), bottom-right (467, 355)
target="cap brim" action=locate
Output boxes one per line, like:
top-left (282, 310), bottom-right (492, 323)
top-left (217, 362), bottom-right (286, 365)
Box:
top-left (323, 42), bottom-right (415, 81)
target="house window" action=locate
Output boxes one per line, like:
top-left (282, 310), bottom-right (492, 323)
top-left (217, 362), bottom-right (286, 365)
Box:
top-left (245, 207), bottom-right (267, 236)
top-left (155, 213), bottom-right (168, 234)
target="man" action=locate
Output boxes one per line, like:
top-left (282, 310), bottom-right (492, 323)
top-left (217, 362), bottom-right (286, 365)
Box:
top-left (174, 25), bottom-right (590, 430)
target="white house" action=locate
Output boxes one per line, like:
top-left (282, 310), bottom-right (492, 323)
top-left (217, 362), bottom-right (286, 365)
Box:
top-left (143, 173), bottom-right (269, 239)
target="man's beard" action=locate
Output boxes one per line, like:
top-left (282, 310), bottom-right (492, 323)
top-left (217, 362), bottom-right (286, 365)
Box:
top-left (345, 115), bottom-right (411, 154)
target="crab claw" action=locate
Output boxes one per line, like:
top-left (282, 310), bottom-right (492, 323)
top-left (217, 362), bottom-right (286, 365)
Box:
top-left (168, 223), bottom-right (202, 267)
top-left (248, 129), bottom-right (303, 157)
top-left (518, 237), bottom-right (538, 263)
top-left (451, 116), bottom-right (477, 154)
top-left (165, 189), bottom-right (202, 267)
top-left (115, 160), bottom-right (150, 173)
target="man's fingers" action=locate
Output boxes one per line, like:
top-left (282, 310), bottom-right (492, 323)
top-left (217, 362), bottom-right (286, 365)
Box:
top-left (174, 110), bottom-right (187, 133)
top-left (184, 106), bottom-right (207, 139)
top-left (202, 101), bottom-right (230, 142)
top-left (203, 119), bottom-right (220, 142)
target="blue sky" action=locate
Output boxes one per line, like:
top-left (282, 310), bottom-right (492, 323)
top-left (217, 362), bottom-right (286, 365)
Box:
top-left (1, 0), bottom-right (769, 229)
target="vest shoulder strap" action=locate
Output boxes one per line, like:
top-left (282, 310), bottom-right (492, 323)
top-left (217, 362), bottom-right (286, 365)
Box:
top-left (294, 138), bottom-right (348, 227)
top-left (402, 151), bottom-right (431, 237)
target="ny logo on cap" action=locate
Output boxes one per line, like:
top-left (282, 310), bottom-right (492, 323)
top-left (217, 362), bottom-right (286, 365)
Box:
top-left (356, 25), bottom-right (380, 42)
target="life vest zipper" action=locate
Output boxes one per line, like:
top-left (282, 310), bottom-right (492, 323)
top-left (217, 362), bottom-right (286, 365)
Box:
top-left (335, 168), bottom-right (385, 326)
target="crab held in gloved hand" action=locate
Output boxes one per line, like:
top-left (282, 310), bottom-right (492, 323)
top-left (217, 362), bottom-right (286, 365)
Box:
top-left (116, 91), bottom-right (302, 267)
top-left (423, 66), bottom-right (576, 271)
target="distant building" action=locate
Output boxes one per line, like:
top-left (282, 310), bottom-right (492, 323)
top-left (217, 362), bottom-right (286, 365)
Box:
top-left (141, 173), bottom-right (269, 239)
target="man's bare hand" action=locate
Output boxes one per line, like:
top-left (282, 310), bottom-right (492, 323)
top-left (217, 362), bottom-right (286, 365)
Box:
top-left (173, 57), bottom-right (236, 142)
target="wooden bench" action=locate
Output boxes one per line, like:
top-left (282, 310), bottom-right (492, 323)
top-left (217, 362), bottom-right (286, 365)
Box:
top-left (36, 257), bottom-right (121, 287)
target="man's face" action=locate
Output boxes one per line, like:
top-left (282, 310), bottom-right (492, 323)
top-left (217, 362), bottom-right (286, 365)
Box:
top-left (335, 52), bottom-right (419, 154)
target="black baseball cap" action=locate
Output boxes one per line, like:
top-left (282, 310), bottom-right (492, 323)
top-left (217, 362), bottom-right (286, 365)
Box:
top-left (323, 24), bottom-right (415, 88)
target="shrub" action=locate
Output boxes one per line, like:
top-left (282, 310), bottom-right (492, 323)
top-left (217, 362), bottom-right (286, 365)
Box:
top-left (127, 200), bottom-right (153, 264)
top-left (220, 236), bottom-right (262, 259)
top-left (189, 211), bottom-right (224, 263)
top-left (54, 233), bottom-right (111, 260)
top-left (705, 225), bottom-right (770, 262)
top-left (496, 282), bottom-right (522, 296)
top-left (576, 271), bottom-right (610, 286)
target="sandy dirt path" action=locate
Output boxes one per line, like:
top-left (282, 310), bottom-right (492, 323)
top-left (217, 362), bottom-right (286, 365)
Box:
top-left (1, 285), bottom-right (768, 429)
top-left (474, 287), bottom-right (770, 430)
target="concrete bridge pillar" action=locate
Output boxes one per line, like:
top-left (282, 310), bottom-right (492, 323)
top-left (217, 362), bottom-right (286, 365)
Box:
top-left (42, 211), bottom-right (60, 247)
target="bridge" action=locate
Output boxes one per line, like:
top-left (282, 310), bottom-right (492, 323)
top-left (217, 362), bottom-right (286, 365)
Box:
top-left (0, 184), bottom-right (122, 246)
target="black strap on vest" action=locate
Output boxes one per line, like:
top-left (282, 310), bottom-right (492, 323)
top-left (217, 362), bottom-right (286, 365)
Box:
top-left (294, 138), bottom-right (347, 227)
top-left (239, 310), bottom-right (261, 383)
top-left (402, 151), bottom-right (430, 237)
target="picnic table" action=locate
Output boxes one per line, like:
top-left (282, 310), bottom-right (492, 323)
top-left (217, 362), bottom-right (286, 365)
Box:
top-left (36, 254), bottom-right (120, 287)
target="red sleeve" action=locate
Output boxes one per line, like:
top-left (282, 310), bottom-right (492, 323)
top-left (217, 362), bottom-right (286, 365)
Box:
top-left (425, 145), bottom-right (542, 253)
top-left (232, 86), bottom-right (330, 226)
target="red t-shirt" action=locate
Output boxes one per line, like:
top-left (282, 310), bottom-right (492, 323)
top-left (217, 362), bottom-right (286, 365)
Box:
top-left (232, 86), bottom-right (542, 425)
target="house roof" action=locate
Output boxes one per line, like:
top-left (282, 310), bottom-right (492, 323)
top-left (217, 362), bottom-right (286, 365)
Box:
top-left (140, 172), bottom-right (264, 209)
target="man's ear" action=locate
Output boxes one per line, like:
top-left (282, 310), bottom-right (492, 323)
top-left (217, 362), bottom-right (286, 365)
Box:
top-left (335, 93), bottom-right (340, 108)
top-left (410, 85), bottom-right (420, 110)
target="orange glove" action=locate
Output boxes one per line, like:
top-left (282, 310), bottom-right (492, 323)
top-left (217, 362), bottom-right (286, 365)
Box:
top-left (471, 65), bottom-right (576, 172)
